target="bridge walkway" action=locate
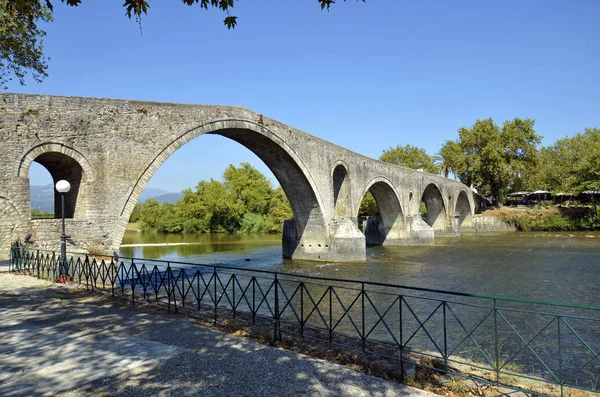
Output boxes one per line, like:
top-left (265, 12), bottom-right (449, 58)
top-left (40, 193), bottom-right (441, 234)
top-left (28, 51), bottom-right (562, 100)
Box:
top-left (0, 272), bottom-right (437, 397)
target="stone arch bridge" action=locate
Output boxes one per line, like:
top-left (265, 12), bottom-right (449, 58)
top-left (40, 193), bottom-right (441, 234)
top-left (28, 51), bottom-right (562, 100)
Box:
top-left (0, 94), bottom-right (481, 261)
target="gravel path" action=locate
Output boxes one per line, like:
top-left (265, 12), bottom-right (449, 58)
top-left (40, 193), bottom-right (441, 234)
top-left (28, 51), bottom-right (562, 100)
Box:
top-left (0, 272), bottom-right (438, 397)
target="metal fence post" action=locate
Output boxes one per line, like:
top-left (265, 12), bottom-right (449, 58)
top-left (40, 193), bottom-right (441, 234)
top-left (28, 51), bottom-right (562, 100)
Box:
top-left (300, 282), bottom-right (304, 337)
top-left (399, 294), bottom-right (404, 381)
top-left (232, 274), bottom-right (236, 318)
top-left (443, 301), bottom-right (448, 370)
top-left (274, 273), bottom-right (280, 343)
top-left (167, 264), bottom-right (172, 313)
top-left (213, 267), bottom-right (218, 325)
top-left (362, 282), bottom-right (366, 352)
top-left (493, 299), bottom-right (499, 383)
top-left (558, 316), bottom-right (564, 397)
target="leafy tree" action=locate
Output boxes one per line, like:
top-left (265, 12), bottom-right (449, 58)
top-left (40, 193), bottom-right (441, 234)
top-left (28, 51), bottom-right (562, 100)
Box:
top-left (156, 203), bottom-right (182, 233)
top-left (129, 203), bottom-right (142, 222)
top-left (265, 186), bottom-right (293, 233)
top-left (379, 144), bottom-right (438, 174)
top-left (138, 198), bottom-right (161, 230)
top-left (2, 0), bottom-right (365, 89)
top-left (136, 163), bottom-right (294, 234)
top-left (358, 191), bottom-right (378, 217)
top-left (435, 141), bottom-right (464, 179)
top-left (223, 162), bottom-right (272, 215)
top-left (196, 178), bottom-right (242, 232)
top-left (538, 127), bottom-right (600, 194)
top-left (0, 0), bottom-right (52, 89)
top-left (441, 118), bottom-right (541, 203)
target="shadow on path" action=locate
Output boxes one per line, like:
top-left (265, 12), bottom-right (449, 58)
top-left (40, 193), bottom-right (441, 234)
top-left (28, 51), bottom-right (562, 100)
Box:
top-left (0, 274), bottom-right (436, 397)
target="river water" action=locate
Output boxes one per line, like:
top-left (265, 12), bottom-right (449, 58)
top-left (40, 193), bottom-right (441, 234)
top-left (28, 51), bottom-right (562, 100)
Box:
top-left (120, 230), bottom-right (600, 306)
top-left (120, 230), bottom-right (600, 386)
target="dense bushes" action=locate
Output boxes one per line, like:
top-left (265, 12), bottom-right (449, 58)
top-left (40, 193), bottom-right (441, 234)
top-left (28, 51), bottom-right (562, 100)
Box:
top-left (500, 208), bottom-right (600, 231)
top-left (134, 163), bottom-right (293, 234)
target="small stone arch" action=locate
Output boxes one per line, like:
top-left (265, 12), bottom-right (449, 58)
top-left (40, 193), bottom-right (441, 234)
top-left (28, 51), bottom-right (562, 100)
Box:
top-left (332, 162), bottom-right (351, 217)
top-left (421, 182), bottom-right (448, 231)
top-left (357, 178), bottom-right (404, 245)
top-left (455, 190), bottom-right (473, 228)
top-left (18, 143), bottom-right (92, 219)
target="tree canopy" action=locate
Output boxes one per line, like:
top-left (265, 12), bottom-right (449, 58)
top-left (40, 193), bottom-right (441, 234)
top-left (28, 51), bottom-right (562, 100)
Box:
top-left (439, 117), bottom-right (541, 203)
top-left (1, 0), bottom-right (365, 89)
top-left (534, 127), bottom-right (600, 194)
top-left (134, 162), bottom-right (293, 234)
top-left (379, 144), bottom-right (438, 174)
top-left (0, 0), bottom-right (52, 89)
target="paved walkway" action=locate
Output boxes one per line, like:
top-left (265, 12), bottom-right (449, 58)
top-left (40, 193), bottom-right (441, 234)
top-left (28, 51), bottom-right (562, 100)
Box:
top-left (0, 272), bottom-right (438, 397)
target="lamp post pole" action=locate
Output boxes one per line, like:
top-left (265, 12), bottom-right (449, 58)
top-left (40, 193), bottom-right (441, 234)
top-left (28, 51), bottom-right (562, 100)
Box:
top-left (55, 180), bottom-right (71, 282)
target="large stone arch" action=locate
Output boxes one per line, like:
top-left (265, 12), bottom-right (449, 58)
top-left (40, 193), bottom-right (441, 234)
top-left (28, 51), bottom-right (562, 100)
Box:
top-left (17, 143), bottom-right (92, 219)
top-left (357, 178), bottom-right (405, 245)
top-left (455, 190), bottom-right (473, 228)
top-left (116, 119), bottom-right (327, 258)
top-left (421, 182), bottom-right (448, 231)
top-left (332, 162), bottom-right (351, 217)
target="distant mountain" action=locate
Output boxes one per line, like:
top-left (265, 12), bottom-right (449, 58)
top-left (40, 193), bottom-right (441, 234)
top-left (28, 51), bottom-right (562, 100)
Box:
top-left (137, 188), bottom-right (173, 202)
top-left (137, 189), bottom-right (183, 204)
top-left (153, 192), bottom-right (184, 204)
top-left (30, 184), bottom-right (54, 212)
top-left (29, 185), bottom-right (182, 212)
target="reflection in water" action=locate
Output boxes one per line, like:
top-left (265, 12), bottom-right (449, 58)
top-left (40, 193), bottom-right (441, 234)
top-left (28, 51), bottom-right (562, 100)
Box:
top-left (120, 231), bottom-right (600, 306)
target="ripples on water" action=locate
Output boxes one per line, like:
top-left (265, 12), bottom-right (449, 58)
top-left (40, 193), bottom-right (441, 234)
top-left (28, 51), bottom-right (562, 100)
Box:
top-left (120, 230), bottom-right (600, 306)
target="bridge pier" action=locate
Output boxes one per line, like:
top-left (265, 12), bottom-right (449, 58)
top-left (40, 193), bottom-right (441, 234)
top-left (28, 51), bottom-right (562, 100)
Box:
top-left (282, 218), bottom-right (366, 262)
top-left (364, 215), bottom-right (435, 246)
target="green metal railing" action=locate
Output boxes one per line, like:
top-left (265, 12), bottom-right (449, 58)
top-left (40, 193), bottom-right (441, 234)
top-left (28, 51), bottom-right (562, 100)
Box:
top-left (9, 243), bottom-right (600, 396)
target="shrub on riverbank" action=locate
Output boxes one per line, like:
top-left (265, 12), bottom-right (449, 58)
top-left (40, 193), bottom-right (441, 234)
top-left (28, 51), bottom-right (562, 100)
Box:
top-left (497, 206), bottom-right (600, 231)
top-left (136, 163), bottom-right (293, 234)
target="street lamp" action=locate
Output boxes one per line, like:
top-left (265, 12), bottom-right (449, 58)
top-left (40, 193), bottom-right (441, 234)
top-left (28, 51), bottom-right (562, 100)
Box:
top-left (55, 180), bottom-right (71, 282)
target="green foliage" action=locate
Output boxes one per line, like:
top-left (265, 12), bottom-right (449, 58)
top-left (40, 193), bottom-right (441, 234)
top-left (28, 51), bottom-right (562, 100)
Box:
top-left (379, 144), bottom-right (438, 174)
top-left (182, 218), bottom-right (206, 233)
top-left (138, 163), bottom-right (293, 235)
top-left (500, 210), bottom-right (600, 231)
top-left (129, 203), bottom-right (141, 222)
top-left (441, 117), bottom-right (541, 203)
top-left (436, 140), bottom-right (463, 179)
top-left (224, 162), bottom-right (272, 215)
top-left (240, 212), bottom-right (267, 234)
top-left (31, 208), bottom-right (53, 219)
top-left (0, 0), bottom-right (53, 89)
top-left (534, 128), bottom-right (600, 195)
top-left (358, 191), bottom-right (378, 217)
top-left (139, 198), bottom-right (161, 230)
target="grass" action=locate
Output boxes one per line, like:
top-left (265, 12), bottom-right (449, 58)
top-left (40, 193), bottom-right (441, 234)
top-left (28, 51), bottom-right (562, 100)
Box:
top-left (87, 245), bottom-right (107, 257)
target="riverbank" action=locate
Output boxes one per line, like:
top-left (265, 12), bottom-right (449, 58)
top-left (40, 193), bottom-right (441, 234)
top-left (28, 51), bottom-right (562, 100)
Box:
top-left (484, 205), bottom-right (600, 231)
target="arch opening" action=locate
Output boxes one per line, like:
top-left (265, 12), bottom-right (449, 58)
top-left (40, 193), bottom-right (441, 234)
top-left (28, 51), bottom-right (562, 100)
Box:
top-left (30, 152), bottom-right (86, 219)
top-left (29, 162), bottom-right (54, 219)
top-left (119, 122), bottom-right (328, 260)
top-left (421, 183), bottom-right (447, 231)
top-left (357, 181), bottom-right (404, 246)
top-left (456, 190), bottom-right (473, 228)
top-left (333, 164), bottom-right (350, 217)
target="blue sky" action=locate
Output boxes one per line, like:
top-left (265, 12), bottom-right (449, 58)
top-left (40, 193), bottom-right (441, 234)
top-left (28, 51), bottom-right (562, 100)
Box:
top-left (14, 0), bottom-right (600, 192)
